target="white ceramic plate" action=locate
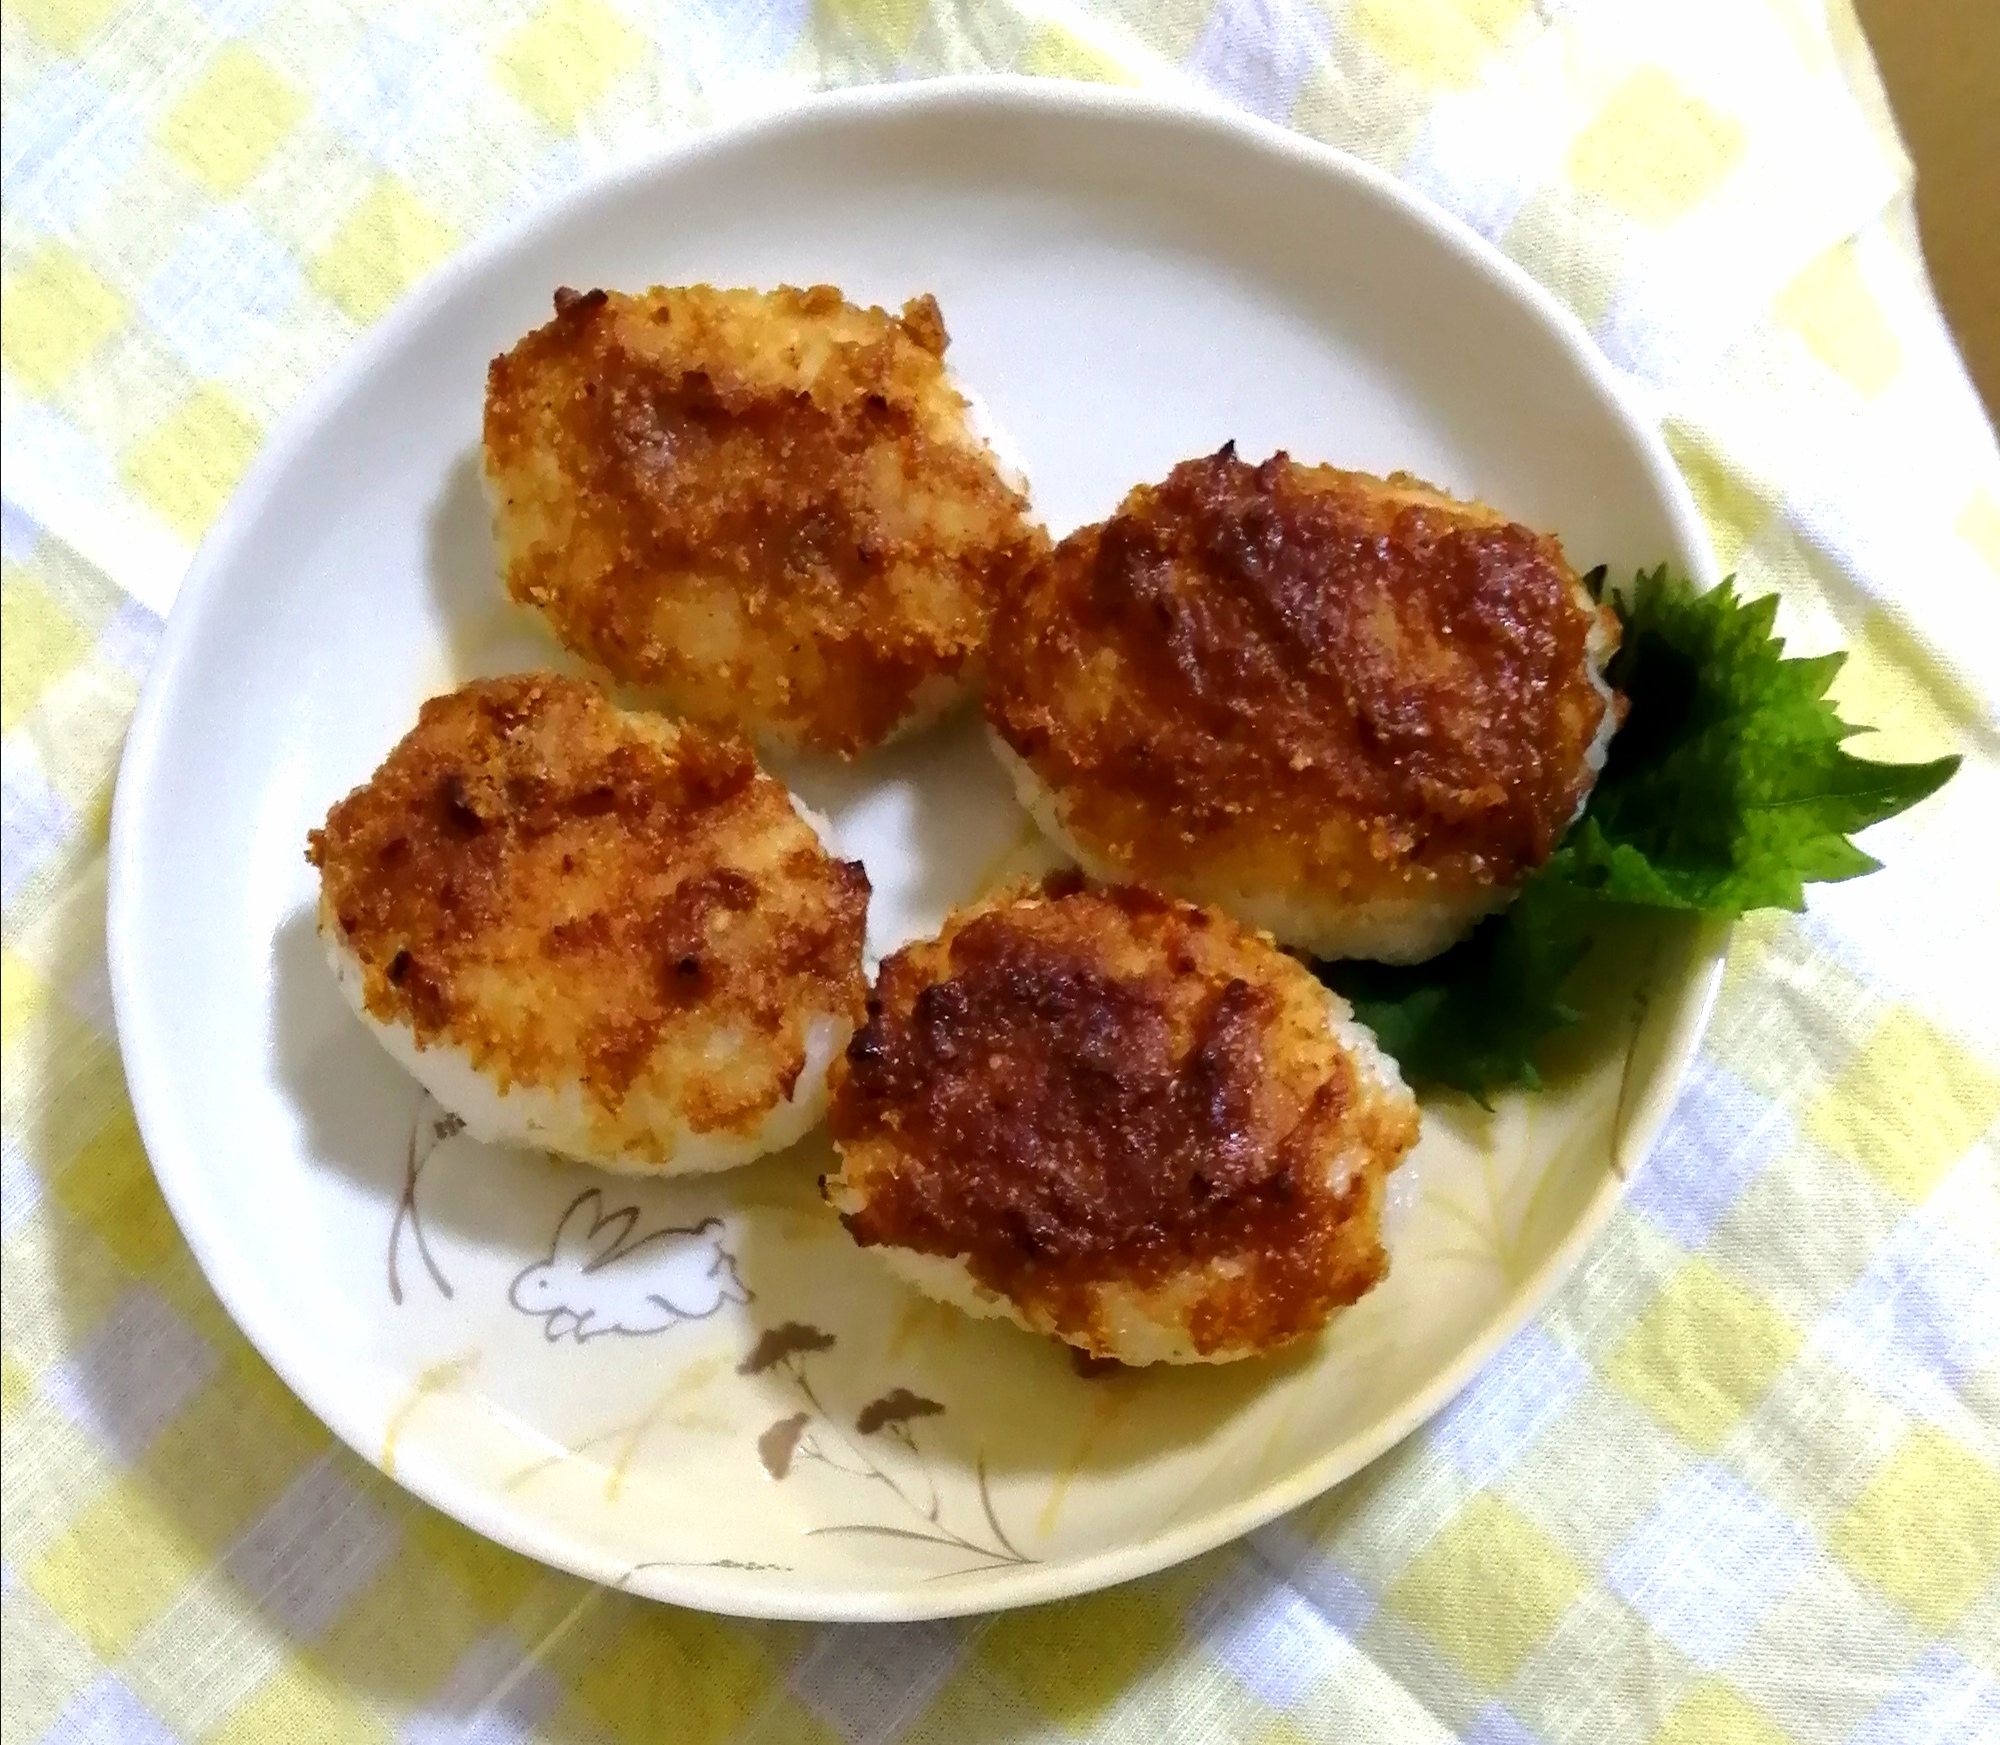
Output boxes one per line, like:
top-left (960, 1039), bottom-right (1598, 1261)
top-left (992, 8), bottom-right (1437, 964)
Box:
top-left (109, 78), bottom-right (1722, 1621)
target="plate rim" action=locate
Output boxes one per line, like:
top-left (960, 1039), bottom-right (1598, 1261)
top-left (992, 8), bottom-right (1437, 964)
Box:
top-left (107, 73), bottom-right (1724, 1621)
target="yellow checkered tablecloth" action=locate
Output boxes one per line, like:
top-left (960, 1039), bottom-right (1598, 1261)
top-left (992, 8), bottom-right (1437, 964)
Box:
top-left (4, 1), bottom-right (1999, 1741)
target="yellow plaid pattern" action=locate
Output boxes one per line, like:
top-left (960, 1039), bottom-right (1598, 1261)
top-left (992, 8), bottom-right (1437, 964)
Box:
top-left (4, 2), bottom-right (1997, 1741)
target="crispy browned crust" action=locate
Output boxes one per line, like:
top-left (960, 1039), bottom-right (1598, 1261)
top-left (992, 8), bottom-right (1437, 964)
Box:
top-left (307, 674), bottom-right (869, 1137)
top-left (987, 448), bottom-right (1619, 908)
top-left (826, 873), bottom-right (1421, 1357)
top-left (483, 284), bottom-right (1046, 757)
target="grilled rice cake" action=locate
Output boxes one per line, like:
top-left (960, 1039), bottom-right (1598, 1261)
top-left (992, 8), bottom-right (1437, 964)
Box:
top-left (309, 672), bottom-right (869, 1175)
top-left (825, 874), bottom-right (1420, 1364)
top-left (485, 284), bottom-right (1044, 757)
top-left (987, 447), bottom-right (1620, 963)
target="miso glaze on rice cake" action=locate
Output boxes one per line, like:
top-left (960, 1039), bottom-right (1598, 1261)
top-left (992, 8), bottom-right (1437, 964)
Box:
top-left (824, 874), bottom-right (1421, 1366)
top-left (987, 447), bottom-right (1622, 964)
top-left (308, 674), bottom-right (869, 1176)
top-left (484, 284), bottom-right (1044, 757)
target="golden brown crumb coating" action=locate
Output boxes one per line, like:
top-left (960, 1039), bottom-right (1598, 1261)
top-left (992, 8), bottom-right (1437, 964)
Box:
top-left (824, 873), bottom-right (1421, 1363)
top-left (986, 448), bottom-right (1621, 961)
top-left (483, 284), bottom-right (1045, 757)
top-left (307, 674), bottom-right (869, 1170)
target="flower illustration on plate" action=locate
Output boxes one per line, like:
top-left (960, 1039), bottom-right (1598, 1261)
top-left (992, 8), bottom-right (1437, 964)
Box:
top-left (855, 1388), bottom-right (944, 1437)
top-left (388, 1093), bottom-right (464, 1305)
top-left (741, 1322), bottom-right (1033, 1573)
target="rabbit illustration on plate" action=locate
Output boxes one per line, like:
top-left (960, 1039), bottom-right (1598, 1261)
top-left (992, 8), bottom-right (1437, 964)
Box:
top-left (510, 1189), bottom-right (751, 1343)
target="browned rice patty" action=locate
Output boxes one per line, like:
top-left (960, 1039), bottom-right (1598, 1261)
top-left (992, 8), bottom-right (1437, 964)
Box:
top-left (309, 673), bottom-right (869, 1175)
top-left (986, 447), bottom-right (1621, 963)
top-left (484, 284), bottom-right (1045, 758)
top-left (824, 873), bottom-right (1420, 1364)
